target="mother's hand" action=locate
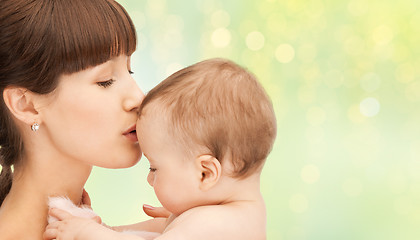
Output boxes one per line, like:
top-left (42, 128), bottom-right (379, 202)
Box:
top-left (143, 204), bottom-right (171, 218)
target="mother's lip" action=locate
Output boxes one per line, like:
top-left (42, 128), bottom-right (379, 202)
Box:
top-left (123, 124), bottom-right (138, 142)
top-left (123, 124), bottom-right (137, 135)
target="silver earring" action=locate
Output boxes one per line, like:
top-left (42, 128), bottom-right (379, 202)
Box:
top-left (31, 123), bottom-right (40, 132)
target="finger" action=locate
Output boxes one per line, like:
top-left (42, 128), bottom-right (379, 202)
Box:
top-left (81, 188), bottom-right (92, 207)
top-left (143, 205), bottom-right (171, 218)
top-left (92, 215), bottom-right (102, 224)
top-left (45, 221), bottom-right (60, 230)
top-left (43, 228), bottom-right (58, 240)
top-left (49, 207), bottom-right (73, 221)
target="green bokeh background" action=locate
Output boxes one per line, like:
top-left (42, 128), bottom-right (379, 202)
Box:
top-left (84, 0), bottom-right (420, 239)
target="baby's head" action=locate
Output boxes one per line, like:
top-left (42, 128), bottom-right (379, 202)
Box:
top-left (136, 58), bottom-right (276, 213)
top-left (138, 58), bottom-right (276, 176)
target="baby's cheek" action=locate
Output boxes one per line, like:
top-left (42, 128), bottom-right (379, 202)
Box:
top-left (154, 184), bottom-right (170, 206)
top-left (154, 185), bottom-right (184, 215)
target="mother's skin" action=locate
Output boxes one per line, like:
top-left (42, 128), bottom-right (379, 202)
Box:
top-left (0, 0), bottom-right (156, 239)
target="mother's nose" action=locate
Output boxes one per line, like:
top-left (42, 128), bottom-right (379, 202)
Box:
top-left (123, 81), bottom-right (144, 112)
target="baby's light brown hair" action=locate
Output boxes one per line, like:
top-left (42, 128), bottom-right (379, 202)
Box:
top-left (138, 58), bottom-right (276, 178)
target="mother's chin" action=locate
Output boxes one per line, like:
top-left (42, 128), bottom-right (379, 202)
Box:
top-left (93, 143), bottom-right (142, 169)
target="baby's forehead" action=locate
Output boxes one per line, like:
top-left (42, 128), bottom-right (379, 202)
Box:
top-left (137, 107), bottom-right (171, 132)
top-left (138, 107), bottom-right (165, 123)
top-left (138, 98), bottom-right (165, 116)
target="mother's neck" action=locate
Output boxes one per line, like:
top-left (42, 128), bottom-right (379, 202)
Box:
top-left (0, 149), bottom-right (92, 239)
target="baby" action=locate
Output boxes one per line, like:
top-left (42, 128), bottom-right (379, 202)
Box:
top-left (45, 58), bottom-right (277, 240)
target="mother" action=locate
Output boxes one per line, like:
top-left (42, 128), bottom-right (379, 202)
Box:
top-left (0, 0), bottom-right (164, 238)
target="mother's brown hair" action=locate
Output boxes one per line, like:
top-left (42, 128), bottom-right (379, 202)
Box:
top-left (0, 0), bottom-right (137, 204)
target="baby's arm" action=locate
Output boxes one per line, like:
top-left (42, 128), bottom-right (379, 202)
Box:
top-left (113, 218), bottom-right (167, 233)
top-left (45, 205), bottom-right (261, 240)
top-left (112, 205), bottom-right (169, 233)
top-left (46, 197), bottom-right (163, 239)
top-left (44, 208), bottom-right (148, 240)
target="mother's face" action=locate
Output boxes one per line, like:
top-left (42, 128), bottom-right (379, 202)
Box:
top-left (39, 55), bottom-right (144, 168)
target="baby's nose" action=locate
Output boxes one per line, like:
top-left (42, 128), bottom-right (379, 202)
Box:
top-left (147, 172), bottom-right (154, 187)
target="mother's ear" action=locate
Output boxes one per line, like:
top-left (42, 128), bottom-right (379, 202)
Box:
top-left (3, 87), bottom-right (41, 127)
top-left (195, 155), bottom-right (222, 191)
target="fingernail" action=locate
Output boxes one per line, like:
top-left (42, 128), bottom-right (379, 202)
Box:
top-left (143, 204), bottom-right (155, 210)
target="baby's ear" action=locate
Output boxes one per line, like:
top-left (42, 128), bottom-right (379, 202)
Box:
top-left (195, 155), bottom-right (221, 191)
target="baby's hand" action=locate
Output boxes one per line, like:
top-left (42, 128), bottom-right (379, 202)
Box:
top-left (142, 204), bottom-right (171, 218)
top-left (44, 208), bottom-right (102, 240)
top-left (48, 196), bottom-right (99, 224)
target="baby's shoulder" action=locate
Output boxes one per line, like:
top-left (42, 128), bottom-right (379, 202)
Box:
top-left (165, 201), bottom-right (266, 240)
top-left (186, 200), bottom-right (265, 218)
